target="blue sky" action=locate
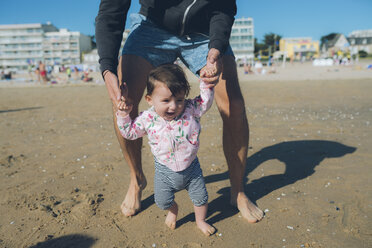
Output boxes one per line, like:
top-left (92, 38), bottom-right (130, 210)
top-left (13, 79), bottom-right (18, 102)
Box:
top-left (0, 0), bottom-right (371, 41)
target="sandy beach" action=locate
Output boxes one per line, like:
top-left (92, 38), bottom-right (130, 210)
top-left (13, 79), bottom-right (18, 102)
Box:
top-left (1, 62), bottom-right (372, 248)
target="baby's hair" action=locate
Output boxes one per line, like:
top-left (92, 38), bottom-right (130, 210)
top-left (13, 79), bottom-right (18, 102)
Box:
top-left (147, 64), bottom-right (190, 97)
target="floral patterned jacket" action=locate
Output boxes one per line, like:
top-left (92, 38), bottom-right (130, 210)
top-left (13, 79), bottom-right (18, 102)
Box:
top-left (116, 82), bottom-right (214, 172)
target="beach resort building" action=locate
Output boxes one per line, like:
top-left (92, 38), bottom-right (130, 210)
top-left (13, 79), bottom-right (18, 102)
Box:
top-left (0, 23), bottom-right (57, 71)
top-left (82, 48), bottom-right (100, 72)
top-left (43, 28), bottom-right (92, 66)
top-left (279, 37), bottom-right (320, 60)
top-left (347, 29), bottom-right (372, 55)
top-left (229, 17), bottom-right (254, 61)
top-left (83, 30), bottom-right (130, 72)
top-left (322, 34), bottom-right (350, 57)
top-left (0, 23), bottom-right (92, 72)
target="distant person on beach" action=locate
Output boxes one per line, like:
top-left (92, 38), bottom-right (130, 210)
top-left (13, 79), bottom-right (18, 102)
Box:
top-left (3, 68), bottom-right (12, 80)
top-left (82, 70), bottom-right (93, 82)
top-left (66, 67), bottom-right (71, 80)
top-left (38, 61), bottom-right (47, 84)
top-left (95, 0), bottom-right (264, 223)
top-left (116, 64), bottom-right (216, 235)
top-left (74, 67), bottom-right (79, 80)
top-left (254, 60), bottom-right (263, 74)
top-left (35, 67), bottom-right (40, 83)
top-left (28, 64), bottom-right (34, 82)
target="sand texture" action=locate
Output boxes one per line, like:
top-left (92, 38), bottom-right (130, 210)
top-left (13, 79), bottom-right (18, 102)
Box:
top-left (1, 62), bottom-right (372, 247)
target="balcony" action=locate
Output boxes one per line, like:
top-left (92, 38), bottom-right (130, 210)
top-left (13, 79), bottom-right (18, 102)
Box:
top-left (0, 53), bottom-right (42, 59)
top-left (0, 60), bottom-right (29, 66)
top-left (0, 38), bottom-right (43, 44)
top-left (43, 44), bottom-right (72, 50)
top-left (0, 46), bottom-right (42, 52)
top-left (43, 51), bottom-right (79, 58)
top-left (0, 31), bottom-right (42, 37)
top-left (44, 37), bottom-right (70, 43)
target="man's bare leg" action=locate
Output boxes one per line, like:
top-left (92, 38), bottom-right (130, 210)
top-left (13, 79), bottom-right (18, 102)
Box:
top-left (114, 55), bottom-right (154, 216)
top-left (214, 55), bottom-right (264, 223)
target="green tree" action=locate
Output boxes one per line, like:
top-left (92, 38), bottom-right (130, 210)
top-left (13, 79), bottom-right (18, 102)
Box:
top-left (89, 35), bottom-right (96, 49)
top-left (254, 37), bottom-right (266, 55)
top-left (263, 33), bottom-right (282, 54)
top-left (358, 50), bottom-right (368, 58)
top-left (255, 33), bottom-right (282, 57)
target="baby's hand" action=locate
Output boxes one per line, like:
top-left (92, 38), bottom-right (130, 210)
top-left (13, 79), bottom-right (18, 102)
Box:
top-left (116, 82), bottom-right (133, 117)
top-left (201, 68), bottom-right (217, 89)
top-left (200, 48), bottom-right (221, 88)
top-left (117, 96), bottom-right (133, 117)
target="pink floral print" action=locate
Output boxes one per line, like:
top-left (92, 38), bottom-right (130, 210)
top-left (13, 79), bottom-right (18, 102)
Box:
top-left (116, 82), bottom-right (214, 172)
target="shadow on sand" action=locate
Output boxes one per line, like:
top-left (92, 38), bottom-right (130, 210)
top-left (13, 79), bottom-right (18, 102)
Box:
top-left (28, 234), bottom-right (96, 248)
top-left (178, 140), bottom-right (356, 226)
top-left (0, 106), bottom-right (43, 113)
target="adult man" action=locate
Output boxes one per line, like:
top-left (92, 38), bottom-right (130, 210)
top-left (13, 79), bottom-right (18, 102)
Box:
top-left (38, 61), bottom-right (47, 84)
top-left (95, 0), bottom-right (264, 223)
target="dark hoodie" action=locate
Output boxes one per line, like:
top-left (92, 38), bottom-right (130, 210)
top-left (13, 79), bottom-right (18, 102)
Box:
top-left (95, 0), bottom-right (237, 75)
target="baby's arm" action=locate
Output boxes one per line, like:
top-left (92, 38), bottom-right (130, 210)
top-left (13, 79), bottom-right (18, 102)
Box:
top-left (191, 81), bottom-right (215, 117)
top-left (116, 110), bottom-right (147, 140)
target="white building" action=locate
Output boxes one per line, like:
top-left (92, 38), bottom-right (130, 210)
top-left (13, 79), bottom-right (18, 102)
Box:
top-left (0, 23), bottom-right (57, 71)
top-left (229, 17), bottom-right (254, 61)
top-left (347, 29), bottom-right (372, 55)
top-left (0, 23), bottom-right (92, 72)
top-left (323, 34), bottom-right (350, 55)
top-left (82, 48), bottom-right (100, 72)
top-left (43, 28), bottom-right (92, 66)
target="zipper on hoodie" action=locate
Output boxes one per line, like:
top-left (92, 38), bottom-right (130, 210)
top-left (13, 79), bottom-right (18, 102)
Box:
top-left (180, 0), bottom-right (197, 36)
top-left (167, 121), bottom-right (179, 171)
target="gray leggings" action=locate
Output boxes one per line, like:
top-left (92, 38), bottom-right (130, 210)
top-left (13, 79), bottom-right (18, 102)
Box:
top-left (154, 157), bottom-right (208, 210)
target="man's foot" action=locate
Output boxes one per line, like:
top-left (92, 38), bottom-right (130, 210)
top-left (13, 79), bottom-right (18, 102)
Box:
top-left (232, 192), bottom-right (264, 223)
top-left (121, 176), bottom-right (147, 216)
top-left (196, 220), bottom-right (216, 236)
top-left (165, 202), bottom-right (178, 230)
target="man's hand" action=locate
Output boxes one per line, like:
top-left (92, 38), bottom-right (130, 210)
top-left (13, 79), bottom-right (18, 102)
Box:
top-left (200, 48), bottom-right (222, 86)
top-left (103, 70), bottom-right (121, 106)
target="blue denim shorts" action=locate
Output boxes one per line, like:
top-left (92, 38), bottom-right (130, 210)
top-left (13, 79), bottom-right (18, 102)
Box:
top-left (122, 13), bottom-right (234, 75)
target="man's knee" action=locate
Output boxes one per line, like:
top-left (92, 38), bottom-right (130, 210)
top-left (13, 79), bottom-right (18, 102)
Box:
top-left (217, 96), bottom-right (246, 119)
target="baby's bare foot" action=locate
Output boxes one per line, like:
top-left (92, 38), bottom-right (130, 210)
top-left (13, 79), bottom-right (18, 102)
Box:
top-left (165, 213), bottom-right (177, 230)
top-left (196, 221), bottom-right (216, 236)
top-left (232, 192), bottom-right (264, 223)
top-left (121, 176), bottom-right (147, 216)
top-left (165, 202), bottom-right (178, 230)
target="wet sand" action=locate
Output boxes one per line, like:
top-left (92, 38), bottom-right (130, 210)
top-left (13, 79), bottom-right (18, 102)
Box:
top-left (1, 63), bottom-right (372, 247)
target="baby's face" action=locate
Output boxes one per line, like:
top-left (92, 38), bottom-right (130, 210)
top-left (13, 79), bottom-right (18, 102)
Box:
top-left (146, 82), bottom-right (186, 121)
